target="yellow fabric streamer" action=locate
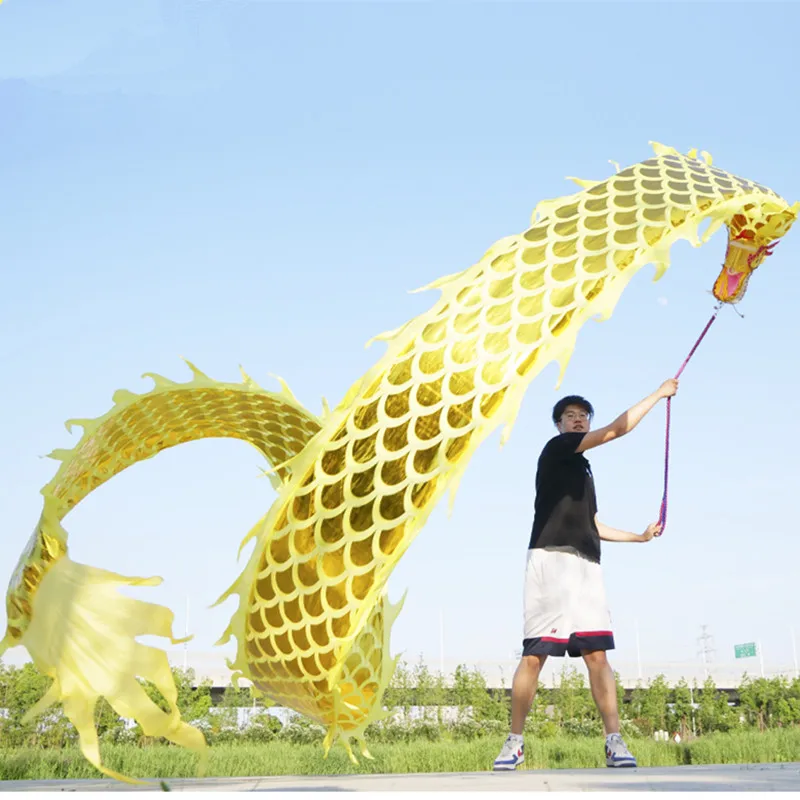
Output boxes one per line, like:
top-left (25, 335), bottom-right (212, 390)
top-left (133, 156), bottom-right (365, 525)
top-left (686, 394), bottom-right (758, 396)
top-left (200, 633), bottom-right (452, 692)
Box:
top-left (2, 144), bottom-right (797, 782)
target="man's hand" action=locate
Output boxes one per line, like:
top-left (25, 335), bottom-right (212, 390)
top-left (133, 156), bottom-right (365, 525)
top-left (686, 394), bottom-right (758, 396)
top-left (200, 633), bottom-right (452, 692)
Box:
top-left (597, 517), bottom-right (662, 543)
top-left (658, 378), bottom-right (679, 399)
top-left (577, 379), bottom-right (680, 454)
top-left (641, 522), bottom-right (662, 542)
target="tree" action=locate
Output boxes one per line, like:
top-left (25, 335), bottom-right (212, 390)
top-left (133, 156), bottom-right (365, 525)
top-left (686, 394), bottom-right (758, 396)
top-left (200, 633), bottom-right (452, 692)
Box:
top-left (94, 698), bottom-right (127, 742)
top-left (523, 684), bottom-right (553, 735)
top-left (670, 678), bottom-right (694, 739)
top-left (0, 662), bottom-right (71, 748)
top-left (173, 668), bottom-right (213, 721)
top-left (614, 671), bottom-right (626, 721)
top-left (553, 665), bottom-right (598, 735)
top-left (712, 686), bottom-right (738, 732)
top-left (628, 680), bottom-right (645, 719)
top-left (430, 670), bottom-right (448, 727)
top-left (696, 675), bottom-right (738, 734)
top-left (385, 659), bottom-right (412, 720)
top-left (212, 684), bottom-right (243, 741)
top-left (781, 677), bottom-right (800, 726)
top-left (628, 680), bottom-right (650, 735)
top-left (412, 656), bottom-right (435, 722)
top-left (643, 674), bottom-right (670, 733)
top-left (738, 674), bottom-right (777, 731)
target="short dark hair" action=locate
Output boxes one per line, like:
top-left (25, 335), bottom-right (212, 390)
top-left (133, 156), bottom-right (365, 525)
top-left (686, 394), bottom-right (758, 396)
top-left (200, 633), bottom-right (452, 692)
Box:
top-left (552, 395), bottom-right (594, 424)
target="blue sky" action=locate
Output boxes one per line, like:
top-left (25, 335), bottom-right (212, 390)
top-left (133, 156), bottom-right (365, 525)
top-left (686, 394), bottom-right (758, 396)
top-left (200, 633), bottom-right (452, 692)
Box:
top-left (1, 0), bottom-right (799, 686)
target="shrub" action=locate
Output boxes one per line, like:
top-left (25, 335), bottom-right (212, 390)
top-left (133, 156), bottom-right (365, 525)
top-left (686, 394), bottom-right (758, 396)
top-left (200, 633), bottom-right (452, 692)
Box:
top-left (277, 719), bottom-right (326, 745)
top-left (561, 717), bottom-right (603, 737)
top-left (242, 712), bottom-right (282, 743)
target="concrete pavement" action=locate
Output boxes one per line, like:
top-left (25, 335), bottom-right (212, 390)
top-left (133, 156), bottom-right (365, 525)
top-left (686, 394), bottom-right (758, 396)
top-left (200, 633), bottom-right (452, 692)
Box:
top-left (2, 762), bottom-right (800, 791)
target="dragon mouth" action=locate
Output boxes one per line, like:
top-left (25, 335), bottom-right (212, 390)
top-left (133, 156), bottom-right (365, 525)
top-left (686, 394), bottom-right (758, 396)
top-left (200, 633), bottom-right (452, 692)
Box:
top-left (713, 267), bottom-right (750, 303)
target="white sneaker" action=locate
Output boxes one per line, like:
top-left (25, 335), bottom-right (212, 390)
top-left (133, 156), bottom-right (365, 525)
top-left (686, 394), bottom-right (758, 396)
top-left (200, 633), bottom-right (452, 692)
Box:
top-left (493, 734), bottom-right (525, 771)
top-left (605, 732), bottom-right (637, 767)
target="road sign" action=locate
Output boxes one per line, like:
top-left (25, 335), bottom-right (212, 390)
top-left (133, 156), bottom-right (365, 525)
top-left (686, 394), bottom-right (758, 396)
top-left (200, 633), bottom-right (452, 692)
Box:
top-left (735, 642), bottom-right (757, 659)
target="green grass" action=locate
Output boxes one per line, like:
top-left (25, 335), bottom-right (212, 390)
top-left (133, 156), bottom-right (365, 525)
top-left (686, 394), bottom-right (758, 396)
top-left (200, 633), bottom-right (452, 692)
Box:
top-left (1, 730), bottom-right (800, 781)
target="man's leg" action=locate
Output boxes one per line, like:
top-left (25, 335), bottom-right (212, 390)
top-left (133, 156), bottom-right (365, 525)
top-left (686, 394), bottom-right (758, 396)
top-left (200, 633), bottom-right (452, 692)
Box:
top-left (493, 654), bottom-right (547, 770)
top-left (582, 649), bottom-right (637, 767)
top-left (511, 654), bottom-right (547, 734)
top-left (581, 649), bottom-right (619, 734)
top-left (494, 549), bottom-right (557, 771)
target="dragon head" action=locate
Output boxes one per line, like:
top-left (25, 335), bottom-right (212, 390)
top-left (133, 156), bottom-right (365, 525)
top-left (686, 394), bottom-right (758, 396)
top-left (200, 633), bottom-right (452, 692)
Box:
top-left (714, 204), bottom-right (797, 304)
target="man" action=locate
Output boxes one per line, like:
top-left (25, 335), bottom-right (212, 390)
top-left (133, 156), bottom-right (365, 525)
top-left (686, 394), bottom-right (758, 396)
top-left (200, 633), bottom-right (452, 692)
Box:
top-left (493, 378), bottom-right (679, 771)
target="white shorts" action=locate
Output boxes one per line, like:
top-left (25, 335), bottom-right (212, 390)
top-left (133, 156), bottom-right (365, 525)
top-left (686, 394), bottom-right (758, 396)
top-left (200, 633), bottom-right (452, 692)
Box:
top-left (522, 548), bottom-right (615, 658)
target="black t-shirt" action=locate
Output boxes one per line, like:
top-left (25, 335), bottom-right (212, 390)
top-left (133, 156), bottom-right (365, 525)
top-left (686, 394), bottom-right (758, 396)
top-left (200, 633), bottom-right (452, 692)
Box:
top-left (528, 432), bottom-right (601, 563)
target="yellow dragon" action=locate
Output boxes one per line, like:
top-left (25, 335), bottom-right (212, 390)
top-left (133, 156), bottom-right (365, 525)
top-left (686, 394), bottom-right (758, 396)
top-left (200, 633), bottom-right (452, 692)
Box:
top-left (2, 142), bottom-right (796, 782)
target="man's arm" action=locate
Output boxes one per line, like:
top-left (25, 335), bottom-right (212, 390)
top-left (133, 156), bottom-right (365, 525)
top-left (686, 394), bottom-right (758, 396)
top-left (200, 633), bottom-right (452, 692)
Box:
top-left (576, 378), bottom-right (678, 454)
top-left (596, 516), bottom-right (661, 543)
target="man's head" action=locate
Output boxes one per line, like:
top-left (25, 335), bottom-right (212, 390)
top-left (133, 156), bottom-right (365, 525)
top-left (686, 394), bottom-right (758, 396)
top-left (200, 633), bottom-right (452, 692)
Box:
top-left (552, 395), bottom-right (594, 434)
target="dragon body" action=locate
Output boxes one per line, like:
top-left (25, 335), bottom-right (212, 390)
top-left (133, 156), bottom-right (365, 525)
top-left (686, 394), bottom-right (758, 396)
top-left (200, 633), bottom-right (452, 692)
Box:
top-left (2, 143), bottom-right (796, 781)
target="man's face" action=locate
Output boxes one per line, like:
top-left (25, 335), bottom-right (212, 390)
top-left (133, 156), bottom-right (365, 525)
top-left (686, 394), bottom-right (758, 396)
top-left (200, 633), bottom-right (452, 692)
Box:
top-left (557, 404), bottom-right (591, 434)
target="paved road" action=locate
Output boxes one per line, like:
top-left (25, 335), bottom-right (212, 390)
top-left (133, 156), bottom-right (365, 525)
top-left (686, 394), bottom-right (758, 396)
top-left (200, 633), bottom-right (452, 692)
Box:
top-left (3, 763), bottom-right (800, 792)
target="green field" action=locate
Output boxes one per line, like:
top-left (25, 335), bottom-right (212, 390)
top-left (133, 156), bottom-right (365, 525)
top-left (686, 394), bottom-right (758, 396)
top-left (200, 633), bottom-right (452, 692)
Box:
top-left (2, 729), bottom-right (799, 781)
top-left (3, 660), bottom-right (799, 782)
